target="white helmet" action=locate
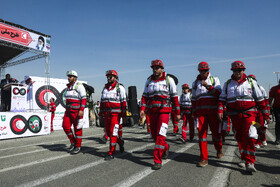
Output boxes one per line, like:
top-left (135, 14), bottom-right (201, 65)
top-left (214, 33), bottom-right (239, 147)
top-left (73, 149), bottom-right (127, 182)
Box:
top-left (66, 70), bottom-right (78, 77)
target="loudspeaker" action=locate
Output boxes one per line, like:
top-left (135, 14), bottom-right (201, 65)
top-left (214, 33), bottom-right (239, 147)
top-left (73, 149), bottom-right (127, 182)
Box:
top-left (128, 99), bottom-right (139, 114)
top-left (128, 86), bottom-right (137, 100)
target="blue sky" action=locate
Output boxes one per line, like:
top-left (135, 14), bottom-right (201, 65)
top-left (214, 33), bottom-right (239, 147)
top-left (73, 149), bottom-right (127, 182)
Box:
top-left (2, 0), bottom-right (280, 101)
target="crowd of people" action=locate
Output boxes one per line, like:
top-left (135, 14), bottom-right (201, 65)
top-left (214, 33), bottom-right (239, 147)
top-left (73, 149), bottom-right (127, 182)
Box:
top-left (3, 59), bottom-right (277, 173)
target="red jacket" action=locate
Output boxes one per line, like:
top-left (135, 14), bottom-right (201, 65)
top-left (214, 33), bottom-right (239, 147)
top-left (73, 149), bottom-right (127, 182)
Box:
top-left (65, 81), bottom-right (87, 112)
top-left (140, 72), bottom-right (180, 115)
top-left (191, 72), bottom-right (221, 115)
top-left (99, 81), bottom-right (127, 117)
top-left (218, 74), bottom-right (269, 119)
top-left (269, 84), bottom-right (280, 108)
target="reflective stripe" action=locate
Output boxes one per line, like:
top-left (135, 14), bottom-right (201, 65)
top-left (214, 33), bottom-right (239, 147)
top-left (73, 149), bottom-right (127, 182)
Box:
top-left (147, 103), bottom-right (172, 108)
top-left (173, 106), bottom-right (180, 110)
top-left (66, 96), bottom-right (80, 100)
top-left (111, 143), bottom-right (117, 146)
top-left (101, 97), bottom-right (122, 102)
top-left (67, 133), bottom-right (73, 136)
top-left (199, 138), bottom-right (207, 142)
top-left (227, 95), bottom-right (254, 102)
top-left (182, 130), bottom-right (187, 133)
top-left (240, 149), bottom-right (255, 156)
top-left (68, 105), bottom-right (81, 109)
top-left (144, 91), bottom-right (170, 97)
top-left (155, 144), bottom-right (165, 150)
top-left (76, 136), bottom-right (83, 139)
top-left (181, 105), bottom-right (192, 108)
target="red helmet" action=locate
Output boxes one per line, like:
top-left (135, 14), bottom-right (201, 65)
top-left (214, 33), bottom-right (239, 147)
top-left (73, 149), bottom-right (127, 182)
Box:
top-left (182, 84), bottom-right (189, 89)
top-left (151, 59), bottom-right (164, 69)
top-left (198, 61), bottom-right (210, 70)
top-left (106, 70), bottom-right (118, 78)
top-left (231, 61), bottom-right (246, 70)
top-left (248, 74), bottom-right (256, 80)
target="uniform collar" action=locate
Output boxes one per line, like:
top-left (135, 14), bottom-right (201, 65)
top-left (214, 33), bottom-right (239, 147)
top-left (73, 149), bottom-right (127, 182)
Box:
top-left (151, 71), bottom-right (166, 82)
top-left (231, 73), bottom-right (247, 84)
top-left (105, 80), bottom-right (117, 91)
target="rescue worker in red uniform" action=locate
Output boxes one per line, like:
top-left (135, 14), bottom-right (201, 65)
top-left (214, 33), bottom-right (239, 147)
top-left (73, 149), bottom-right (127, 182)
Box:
top-left (63, 70), bottom-right (87, 154)
top-left (269, 80), bottom-right (280, 145)
top-left (192, 61), bottom-right (223, 167)
top-left (247, 74), bottom-right (270, 148)
top-left (179, 84), bottom-right (194, 143)
top-left (99, 70), bottom-right (127, 160)
top-left (48, 98), bottom-right (56, 132)
top-left (218, 61), bottom-right (269, 172)
top-left (140, 59), bottom-right (181, 170)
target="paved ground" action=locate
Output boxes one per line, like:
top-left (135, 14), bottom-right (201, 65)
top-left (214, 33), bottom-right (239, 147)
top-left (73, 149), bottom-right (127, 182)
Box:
top-left (0, 121), bottom-right (279, 187)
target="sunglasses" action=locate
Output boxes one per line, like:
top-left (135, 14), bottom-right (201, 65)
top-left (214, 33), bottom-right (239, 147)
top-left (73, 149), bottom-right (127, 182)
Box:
top-left (68, 75), bottom-right (75, 78)
top-left (199, 70), bottom-right (209, 73)
top-left (152, 66), bottom-right (161, 70)
top-left (232, 69), bottom-right (244, 73)
top-left (107, 76), bottom-right (114, 79)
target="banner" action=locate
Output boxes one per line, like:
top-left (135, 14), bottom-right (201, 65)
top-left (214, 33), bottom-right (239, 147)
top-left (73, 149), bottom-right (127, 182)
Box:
top-left (28, 76), bottom-right (89, 130)
top-left (0, 112), bottom-right (51, 140)
top-left (0, 22), bottom-right (50, 53)
top-left (10, 85), bottom-right (27, 112)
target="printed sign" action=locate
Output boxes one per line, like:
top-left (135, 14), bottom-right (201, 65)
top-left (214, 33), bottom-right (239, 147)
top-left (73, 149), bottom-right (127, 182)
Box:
top-left (0, 23), bottom-right (50, 53)
top-left (0, 112), bottom-right (51, 140)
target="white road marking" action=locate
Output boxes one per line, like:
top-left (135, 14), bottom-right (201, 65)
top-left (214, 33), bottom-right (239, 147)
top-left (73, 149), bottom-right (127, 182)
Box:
top-left (208, 142), bottom-right (237, 187)
top-left (0, 131), bottom-right (151, 173)
top-left (113, 142), bottom-right (196, 187)
top-left (15, 142), bottom-right (155, 187)
top-left (208, 129), bottom-right (277, 187)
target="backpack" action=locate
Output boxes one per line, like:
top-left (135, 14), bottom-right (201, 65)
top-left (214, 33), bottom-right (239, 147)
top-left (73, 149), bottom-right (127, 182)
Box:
top-left (82, 83), bottom-right (95, 96)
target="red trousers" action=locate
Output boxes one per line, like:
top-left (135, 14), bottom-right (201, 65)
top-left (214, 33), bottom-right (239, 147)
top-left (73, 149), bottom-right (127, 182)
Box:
top-left (149, 112), bottom-right (170, 164)
top-left (197, 113), bottom-right (223, 160)
top-left (171, 111), bottom-right (179, 134)
top-left (181, 113), bottom-right (194, 141)
top-left (105, 114), bottom-right (123, 155)
top-left (230, 112), bottom-right (256, 164)
top-left (63, 110), bottom-right (83, 147)
top-left (51, 113), bottom-right (55, 132)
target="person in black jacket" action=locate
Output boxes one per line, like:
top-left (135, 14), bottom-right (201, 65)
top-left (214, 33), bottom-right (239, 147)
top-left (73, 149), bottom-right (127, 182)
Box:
top-left (0, 74), bottom-right (18, 111)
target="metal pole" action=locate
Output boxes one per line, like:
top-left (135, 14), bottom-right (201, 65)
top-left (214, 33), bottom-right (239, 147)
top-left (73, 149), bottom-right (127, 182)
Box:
top-left (45, 54), bottom-right (50, 111)
top-left (273, 72), bottom-right (280, 84)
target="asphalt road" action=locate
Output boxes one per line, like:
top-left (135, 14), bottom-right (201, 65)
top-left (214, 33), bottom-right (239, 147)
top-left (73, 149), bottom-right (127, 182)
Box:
top-left (0, 121), bottom-right (279, 187)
